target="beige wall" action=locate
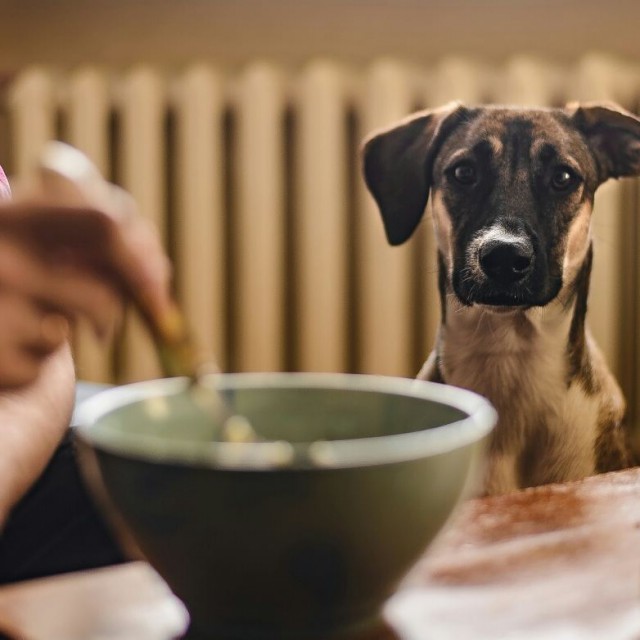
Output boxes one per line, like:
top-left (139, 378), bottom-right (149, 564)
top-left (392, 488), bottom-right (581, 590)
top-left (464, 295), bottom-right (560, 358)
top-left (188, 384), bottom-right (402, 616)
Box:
top-left (2, 0), bottom-right (640, 72)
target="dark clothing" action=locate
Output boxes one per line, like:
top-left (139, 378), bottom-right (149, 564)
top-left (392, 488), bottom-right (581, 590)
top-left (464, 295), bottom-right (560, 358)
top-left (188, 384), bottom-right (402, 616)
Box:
top-left (0, 425), bottom-right (126, 584)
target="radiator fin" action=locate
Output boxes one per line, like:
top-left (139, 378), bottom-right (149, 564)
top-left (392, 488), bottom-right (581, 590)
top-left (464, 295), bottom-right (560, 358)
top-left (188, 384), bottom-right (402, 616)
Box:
top-left (173, 65), bottom-right (227, 371)
top-left (357, 60), bottom-right (416, 377)
top-left (294, 61), bottom-right (349, 372)
top-left (233, 63), bottom-right (286, 372)
top-left (66, 67), bottom-right (113, 383)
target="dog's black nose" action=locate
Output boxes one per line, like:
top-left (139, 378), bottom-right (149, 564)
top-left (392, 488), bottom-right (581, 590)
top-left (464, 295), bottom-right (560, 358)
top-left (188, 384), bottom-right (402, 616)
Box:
top-left (479, 240), bottom-right (534, 285)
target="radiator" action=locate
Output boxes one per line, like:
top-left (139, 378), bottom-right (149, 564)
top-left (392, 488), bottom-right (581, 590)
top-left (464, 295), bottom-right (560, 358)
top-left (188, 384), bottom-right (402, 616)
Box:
top-left (3, 54), bottom-right (640, 421)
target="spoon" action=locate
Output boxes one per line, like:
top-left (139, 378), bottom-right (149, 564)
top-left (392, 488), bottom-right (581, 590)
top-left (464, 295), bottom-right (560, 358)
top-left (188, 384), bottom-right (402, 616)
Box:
top-left (34, 142), bottom-right (258, 443)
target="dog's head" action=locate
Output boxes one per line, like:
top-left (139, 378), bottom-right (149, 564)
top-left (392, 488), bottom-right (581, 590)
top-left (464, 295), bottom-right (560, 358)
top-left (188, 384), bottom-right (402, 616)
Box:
top-left (362, 102), bottom-right (640, 308)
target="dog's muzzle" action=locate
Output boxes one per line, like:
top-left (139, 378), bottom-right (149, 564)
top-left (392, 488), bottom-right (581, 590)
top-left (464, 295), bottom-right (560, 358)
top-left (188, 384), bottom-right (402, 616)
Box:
top-left (453, 227), bottom-right (548, 307)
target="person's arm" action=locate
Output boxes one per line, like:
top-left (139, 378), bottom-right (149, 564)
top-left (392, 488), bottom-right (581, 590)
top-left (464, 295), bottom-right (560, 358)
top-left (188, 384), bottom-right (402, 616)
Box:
top-left (0, 344), bottom-right (75, 526)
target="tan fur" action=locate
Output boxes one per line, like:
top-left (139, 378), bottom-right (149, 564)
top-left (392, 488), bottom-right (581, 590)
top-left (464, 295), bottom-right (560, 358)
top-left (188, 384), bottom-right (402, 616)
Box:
top-left (430, 194), bottom-right (453, 268)
top-left (563, 203), bottom-right (592, 282)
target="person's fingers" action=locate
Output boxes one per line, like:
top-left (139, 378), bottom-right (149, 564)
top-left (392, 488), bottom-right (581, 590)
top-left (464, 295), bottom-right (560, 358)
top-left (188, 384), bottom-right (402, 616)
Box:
top-left (0, 347), bottom-right (43, 388)
top-left (42, 277), bottom-right (123, 339)
top-left (0, 290), bottom-right (55, 344)
top-left (25, 313), bottom-right (71, 356)
top-left (0, 291), bottom-right (68, 388)
top-left (0, 332), bottom-right (63, 388)
top-left (84, 188), bottom-right (173, 323)
top-left (0, 200), bottom-right (172, 331)
top-left (0, 241), bottom-right (123, 338)
top-left (109, 214), bottom-right (173, 323)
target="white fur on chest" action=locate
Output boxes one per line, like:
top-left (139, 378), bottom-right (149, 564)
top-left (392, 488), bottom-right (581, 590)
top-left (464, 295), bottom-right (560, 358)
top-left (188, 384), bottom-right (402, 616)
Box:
top-left (435, 303), bottom-right (598, 492)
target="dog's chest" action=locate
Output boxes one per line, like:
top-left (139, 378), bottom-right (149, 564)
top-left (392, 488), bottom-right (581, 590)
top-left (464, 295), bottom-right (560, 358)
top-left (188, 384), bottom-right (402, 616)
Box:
top-left (439, 309), bottom-right (599, 484)
top-left (441, 310), bottom-right (560, 394)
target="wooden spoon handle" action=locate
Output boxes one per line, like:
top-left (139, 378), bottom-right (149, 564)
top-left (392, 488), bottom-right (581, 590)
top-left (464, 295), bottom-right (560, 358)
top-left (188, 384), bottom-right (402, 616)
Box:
top-left (146, 302), bottom-right (205, 379)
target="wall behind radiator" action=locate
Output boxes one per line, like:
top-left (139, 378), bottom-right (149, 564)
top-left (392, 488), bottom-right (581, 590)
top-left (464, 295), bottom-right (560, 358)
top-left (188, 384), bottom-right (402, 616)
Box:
top-left (2, 0), bottom-right (640, 71)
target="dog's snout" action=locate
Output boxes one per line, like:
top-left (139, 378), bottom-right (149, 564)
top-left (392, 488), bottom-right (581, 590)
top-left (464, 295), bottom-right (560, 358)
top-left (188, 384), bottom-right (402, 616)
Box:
top-left (479, 240), bottom-right (534, 285)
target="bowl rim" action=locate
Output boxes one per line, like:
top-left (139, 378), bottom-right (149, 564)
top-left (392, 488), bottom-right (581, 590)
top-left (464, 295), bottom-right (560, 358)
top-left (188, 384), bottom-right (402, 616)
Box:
top-left (74, 373), bottom-right (497, 471)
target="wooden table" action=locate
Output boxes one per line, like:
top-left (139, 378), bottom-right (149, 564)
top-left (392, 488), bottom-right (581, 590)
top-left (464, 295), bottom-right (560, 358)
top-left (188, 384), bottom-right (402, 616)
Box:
top-left (1, 468), bottom-right (639, 640)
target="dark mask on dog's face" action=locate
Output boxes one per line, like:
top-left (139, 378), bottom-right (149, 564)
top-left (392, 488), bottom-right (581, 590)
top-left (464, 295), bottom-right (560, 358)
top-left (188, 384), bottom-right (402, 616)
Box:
top-left (362, 101), bottom-right (640, 309)
top-left (431, 108), bottom-right (602, 308)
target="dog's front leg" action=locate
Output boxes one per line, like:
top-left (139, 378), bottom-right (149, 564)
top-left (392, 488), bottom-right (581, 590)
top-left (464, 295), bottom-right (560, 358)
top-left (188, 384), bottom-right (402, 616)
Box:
top-left (416, 351), bottom-right (444, 383)
top-left (417, 351), bottom-right (518, 494)
top-left (482, 449), bottom-right (520, 495)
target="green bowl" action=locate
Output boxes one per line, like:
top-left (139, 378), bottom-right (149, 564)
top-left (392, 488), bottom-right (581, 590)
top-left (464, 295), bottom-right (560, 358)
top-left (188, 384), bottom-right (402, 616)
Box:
top-left (75, 373), bottom-right (496, 639)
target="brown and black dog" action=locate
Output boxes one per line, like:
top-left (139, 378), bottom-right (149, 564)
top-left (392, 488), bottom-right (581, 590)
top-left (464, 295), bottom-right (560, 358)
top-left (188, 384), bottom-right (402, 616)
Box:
top-left (362, 101), bottom-right (639, 495)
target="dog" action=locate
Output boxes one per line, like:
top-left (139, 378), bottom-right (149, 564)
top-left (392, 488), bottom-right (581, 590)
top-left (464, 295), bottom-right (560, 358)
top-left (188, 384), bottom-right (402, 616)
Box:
top-left (362, 101), bottom-right (639, 495)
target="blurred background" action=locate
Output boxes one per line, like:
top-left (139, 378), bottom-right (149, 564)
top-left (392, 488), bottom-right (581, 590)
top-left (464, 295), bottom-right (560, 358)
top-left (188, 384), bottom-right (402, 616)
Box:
top-left (1, 0), bottom-right (640, 427)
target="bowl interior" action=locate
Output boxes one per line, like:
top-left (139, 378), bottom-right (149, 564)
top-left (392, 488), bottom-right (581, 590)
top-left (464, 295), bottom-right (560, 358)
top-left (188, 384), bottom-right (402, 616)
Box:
top-left (78, 374), bottom-right (495, 470)
top-left (97, 384), bottom-right (467, 442)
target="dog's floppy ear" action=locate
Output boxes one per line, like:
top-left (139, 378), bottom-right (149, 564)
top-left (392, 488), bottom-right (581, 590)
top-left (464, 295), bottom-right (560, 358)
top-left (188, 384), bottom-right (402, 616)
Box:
top-left (362, 102), bottom-right (466, 246)
top-left (566, 101), bottom-right (640, 182)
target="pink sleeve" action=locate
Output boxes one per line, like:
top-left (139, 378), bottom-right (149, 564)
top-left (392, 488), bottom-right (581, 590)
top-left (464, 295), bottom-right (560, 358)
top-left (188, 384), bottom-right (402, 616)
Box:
top-left (0, 165), bottom-right (11, 200)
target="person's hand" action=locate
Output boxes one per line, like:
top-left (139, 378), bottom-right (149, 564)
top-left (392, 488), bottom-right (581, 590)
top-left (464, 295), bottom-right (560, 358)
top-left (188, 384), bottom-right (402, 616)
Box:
top-left (0, 145), bottom-right (173, 387)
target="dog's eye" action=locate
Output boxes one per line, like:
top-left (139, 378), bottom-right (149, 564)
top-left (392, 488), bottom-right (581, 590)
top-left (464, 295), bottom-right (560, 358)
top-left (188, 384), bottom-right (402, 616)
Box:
top-left (551, 167), bottom-right (578, 191)
top-left (451, 162), bottom-right (477, 185)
